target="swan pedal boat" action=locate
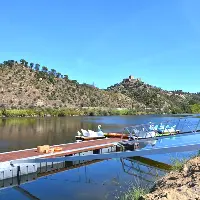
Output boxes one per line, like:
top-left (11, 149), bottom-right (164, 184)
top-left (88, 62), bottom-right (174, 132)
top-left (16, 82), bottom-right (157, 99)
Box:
top-left (75, 131), bottom-right (181, 141)
top-left (76, 125), bottom-right (107, 140)
top-left (75, 124), bottom-right (181, 141)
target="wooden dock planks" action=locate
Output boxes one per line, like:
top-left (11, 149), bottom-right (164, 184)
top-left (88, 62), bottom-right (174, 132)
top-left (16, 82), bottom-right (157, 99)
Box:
top-left (0, 138), bottom-right (121, 163)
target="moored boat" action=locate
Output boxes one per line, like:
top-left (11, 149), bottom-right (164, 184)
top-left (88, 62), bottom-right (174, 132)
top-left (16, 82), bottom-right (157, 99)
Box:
top-left (75, 117), bottom-right (200, 142)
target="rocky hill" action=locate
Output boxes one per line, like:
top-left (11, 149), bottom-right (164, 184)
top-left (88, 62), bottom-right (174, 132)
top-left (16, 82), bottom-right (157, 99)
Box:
top-left (0, 60), bottom-right (199, 114)
top-left (0, 60), bottom-right (140, 110)
top-left (107, 76), bottom-right (200, 113)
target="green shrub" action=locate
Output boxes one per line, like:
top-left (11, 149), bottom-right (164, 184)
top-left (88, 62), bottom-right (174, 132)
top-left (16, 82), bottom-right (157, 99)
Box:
top-left (191, 104), bottom-right (200, 114)
top-left (0, 108), bottom-right (152, 117)
top-left (121, 187), bottom-right (148, 200)
top-left (170, 157), bottom-right (187, 171)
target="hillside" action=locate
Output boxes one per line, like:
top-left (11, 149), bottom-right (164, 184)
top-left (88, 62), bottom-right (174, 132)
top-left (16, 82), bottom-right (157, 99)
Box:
top-left (0, 60), bottom-right (140, 110)
top-left (107, 76), bottom-right (200, 114)
top-left (0, 60), bottom-right (199, 114)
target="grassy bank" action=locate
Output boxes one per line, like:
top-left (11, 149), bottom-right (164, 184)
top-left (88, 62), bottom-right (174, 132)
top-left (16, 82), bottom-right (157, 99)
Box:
top-left (170, 157), bottom-right (188, 171)
top-left (120, 187), bottom-right (149, 200)
top-left (0, 108), bottom-right (156, 118)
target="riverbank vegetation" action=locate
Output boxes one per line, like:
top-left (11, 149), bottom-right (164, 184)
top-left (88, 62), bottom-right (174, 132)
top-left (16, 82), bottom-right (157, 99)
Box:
top-left (190, 103), bottom-right (200, 114)
top-left (120, 186), bottom-right (149, 200)
top-left (170, 157), bottom-right (188, 171)
top-left (0, 108), bottom-right (154, 118)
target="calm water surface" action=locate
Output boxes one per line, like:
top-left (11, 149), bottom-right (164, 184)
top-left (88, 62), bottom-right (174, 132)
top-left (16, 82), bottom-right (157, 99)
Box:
top-left (0, 115), bottom-right (199, 200)
top-left (0, 114), bottom-right (192, 152)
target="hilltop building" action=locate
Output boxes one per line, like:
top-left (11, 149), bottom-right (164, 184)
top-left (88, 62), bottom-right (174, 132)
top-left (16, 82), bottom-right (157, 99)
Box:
top-left (123, 75), bottom-right (141, 83)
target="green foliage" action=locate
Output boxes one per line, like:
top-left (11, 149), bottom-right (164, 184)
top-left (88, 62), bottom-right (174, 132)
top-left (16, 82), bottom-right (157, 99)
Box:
top-left (191, 104), bottom-right (200, 114)
top-left (171, 107), bottom-right (183, 114)
top-left (0, 108), bottom-right (144, 117)
top-left (170, 157), bottom-right (187, 171)
top-left (2, 109), bottom-right (36, 117)
top-left (30, 63), bottom-right (34, 69)
top-left (64, 75), bottom-right (68, 80)
top-left (56, 72), bottom-right (61, 78)
top-left (50, 69), bottom-right (56, 76)
top-left (170, 153), bottom-right (200, 172)
top-left (20, 59), bottom-right (26, 65)
top-left (109, 109), bottom-right (129, 115)
top-left (48, 75), bottom-right (55, 84)
top-left (120, 187), bottom-right (148, 200)
top-left (42, 66), bottom-right (48, 73)
top-left (34, 64), bottom-right (40, 71)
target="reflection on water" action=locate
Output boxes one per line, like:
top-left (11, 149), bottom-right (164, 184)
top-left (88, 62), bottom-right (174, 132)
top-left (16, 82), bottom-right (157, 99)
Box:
top-left (0, 115), bottom-right (189, 152)
top-left (0, 148), bottom-right (194, 200)
top-left (0, 116), bottom-right (113, 152)
top-left (120, 157), bottom-right (167, 184)
top-left (0, 115), bottom-right (199, 200)
top-left (0, 158), bottom-right (166, 200)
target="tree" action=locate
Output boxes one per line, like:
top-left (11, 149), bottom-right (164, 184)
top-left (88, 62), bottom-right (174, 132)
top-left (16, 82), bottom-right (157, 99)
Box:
top-left (30, 63), bottom-right (34, 69)
top-left (3, 61), bottom-right (8, 66)
top-left (42, 66), bottom-right (48, 73)
top-left (72, 80), bottom-right (78, 84)
top-left (50, 69), bottom-right (56, 76)
top-left (35, 64), bottom-right (40, 71)
top-left (56, 72), bottom-right (61, 78)
top-left (25, 61), bottom-right (28, 67)
top-left (64, 75), bottom-right (68, 80)
top-left (20, 59), bottom-right (26, 65)
top-left (7, 60), bottom-right (15, 67)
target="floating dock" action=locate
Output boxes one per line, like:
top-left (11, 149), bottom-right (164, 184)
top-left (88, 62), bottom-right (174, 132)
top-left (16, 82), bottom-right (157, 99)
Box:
top-left (0, 138), bottom-right (121, 184)
top-left (1, 116), bottom-right (200, 188)
top-left (0, 158), bottom-right (104, 190)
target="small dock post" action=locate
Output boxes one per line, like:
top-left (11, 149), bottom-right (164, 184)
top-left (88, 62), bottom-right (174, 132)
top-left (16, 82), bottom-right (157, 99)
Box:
top-left (93, 149), bottom-right (100, 154)
top-left (17, 165), bottom-right (21, 185)
top-left (64, 154), bottom-right (73, 168)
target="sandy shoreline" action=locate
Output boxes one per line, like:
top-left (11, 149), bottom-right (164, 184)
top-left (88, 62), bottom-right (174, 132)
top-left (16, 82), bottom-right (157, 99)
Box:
top-left (145, 156), bottom-right (200, 200)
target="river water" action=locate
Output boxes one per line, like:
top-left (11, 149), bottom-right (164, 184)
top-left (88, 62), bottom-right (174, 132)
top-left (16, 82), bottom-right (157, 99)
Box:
top-left (0, 114), bottom-right (199, 200)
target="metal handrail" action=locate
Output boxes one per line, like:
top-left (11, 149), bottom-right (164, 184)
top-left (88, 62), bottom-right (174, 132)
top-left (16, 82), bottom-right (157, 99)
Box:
top-left (10, 142), bottom-right (200, 165)
top-left (123, 117), bottom-right (200, 139)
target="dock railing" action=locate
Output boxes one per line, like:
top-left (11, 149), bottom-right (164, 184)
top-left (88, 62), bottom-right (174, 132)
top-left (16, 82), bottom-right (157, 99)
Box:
top-left (10, 142), bottom-right (200, 165)
top-left (123, 117), bottom-right (200, 140)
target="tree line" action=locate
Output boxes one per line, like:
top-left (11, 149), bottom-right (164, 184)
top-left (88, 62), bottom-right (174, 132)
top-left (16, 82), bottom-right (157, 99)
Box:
top-left (0, 59), bottom-right (69, 80)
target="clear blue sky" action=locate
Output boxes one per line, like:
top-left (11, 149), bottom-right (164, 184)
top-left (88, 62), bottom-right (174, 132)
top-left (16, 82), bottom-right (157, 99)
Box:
top-left (0, 0), bottom-right (200, 92)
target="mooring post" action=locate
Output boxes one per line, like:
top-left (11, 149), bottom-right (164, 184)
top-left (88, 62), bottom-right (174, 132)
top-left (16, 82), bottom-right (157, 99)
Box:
top-left (93, 149), bottom-right (100, 154)
top-left (64, 154), bottom-right (73, 168)
top-left (17, 165), bottom-right (21, 185)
